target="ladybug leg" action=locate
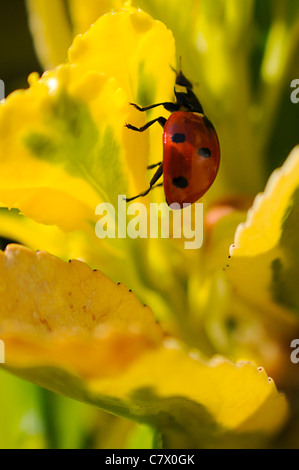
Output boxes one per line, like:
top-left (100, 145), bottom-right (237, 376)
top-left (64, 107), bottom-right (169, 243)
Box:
top-left (149, 163), bottom-right (163, 186)
top-left (125, 116), bottom-right (166, 132)
top-left (147, 162), bottom-right (162, 169)
top-left (124, 183), bottom-right (163, 202)
top-left (125, 164), bottom-right (163, 202)
top-left (130, 102), bottom-right (179, 112)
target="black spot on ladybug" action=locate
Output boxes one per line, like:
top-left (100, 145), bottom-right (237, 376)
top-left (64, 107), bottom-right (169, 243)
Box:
top-left (129, 289), bottom-right (132, 293)
top-left (198, 147), bottom-right (211, 158)
top-left (172, 176), bottom-right (189, 188)
top-left (171, 133), bottom-right (186, 143)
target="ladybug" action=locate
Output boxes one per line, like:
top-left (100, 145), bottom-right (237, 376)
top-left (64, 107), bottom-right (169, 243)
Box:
top-left (125, 68), bottom-right (220, 208)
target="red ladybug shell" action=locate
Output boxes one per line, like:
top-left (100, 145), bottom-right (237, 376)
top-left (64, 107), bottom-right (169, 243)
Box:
top-left (163, 111), bottom-right (220, 208)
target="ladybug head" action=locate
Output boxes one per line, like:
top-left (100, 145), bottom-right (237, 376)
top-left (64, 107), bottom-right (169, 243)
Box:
top-left (175, 71), bottom-right (193, 91)
top-left (171, 66), bottom-right (204, 115)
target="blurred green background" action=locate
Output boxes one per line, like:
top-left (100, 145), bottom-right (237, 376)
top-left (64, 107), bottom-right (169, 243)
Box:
top-left (0, 1), bottom-right (42, 95)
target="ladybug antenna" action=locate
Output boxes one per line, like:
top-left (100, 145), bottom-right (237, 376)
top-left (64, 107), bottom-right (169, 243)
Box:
top-left (170, 63), bottom-right (177, 74)
top-left (169, 56), bottom-right (182, 75)
top-left (170, 58), bottom-right (191, 89)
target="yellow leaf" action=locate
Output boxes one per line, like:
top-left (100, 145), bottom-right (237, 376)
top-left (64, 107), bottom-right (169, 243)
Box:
top-left (26, 0), bottom-right (73, 69)
top-left (67, 0), bottom-right (124, 35)
top-left (0, 245), bottom-right (288, 447)
top-left (0, 6), bottom-right (175, 232)
top-left (227, 146), bottom-right (299, 320)
top-left (0, 244), bottom-right (163, 377)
